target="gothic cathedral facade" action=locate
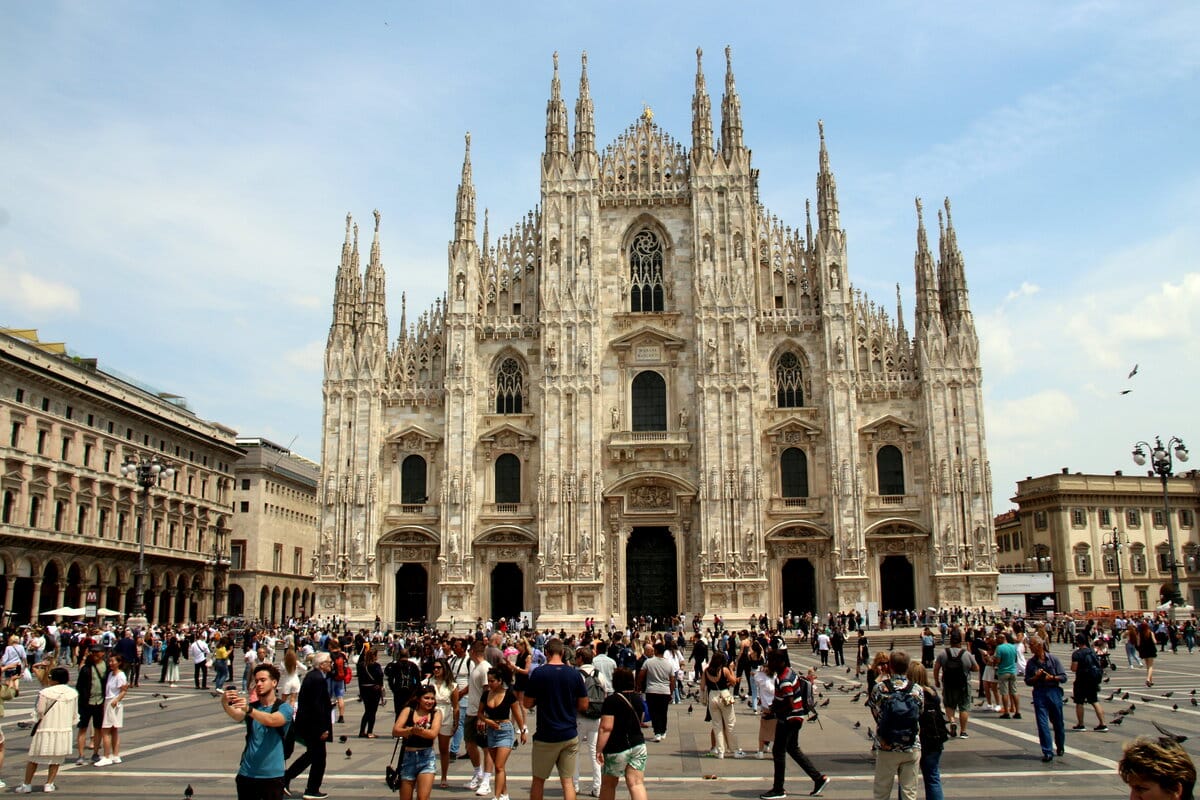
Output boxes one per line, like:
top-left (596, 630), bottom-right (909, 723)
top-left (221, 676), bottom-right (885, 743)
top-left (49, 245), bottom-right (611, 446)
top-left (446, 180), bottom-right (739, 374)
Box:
top-left (315, 49), bottom-right (998, 629)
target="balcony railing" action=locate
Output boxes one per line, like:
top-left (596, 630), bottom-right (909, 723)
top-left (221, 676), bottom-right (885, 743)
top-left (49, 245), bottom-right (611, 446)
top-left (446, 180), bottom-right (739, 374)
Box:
top-left (767, 497), bottom-right (824, 515)
top-left (864, 494), bottom-right (921, 512)
top-left (480, 502), bottom-right (534, 519)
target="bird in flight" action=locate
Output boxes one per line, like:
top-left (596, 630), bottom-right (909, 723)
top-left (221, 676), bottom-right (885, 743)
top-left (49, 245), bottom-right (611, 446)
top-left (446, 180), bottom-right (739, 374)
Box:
top-left (1120, 390), bottom-right (1132, 395)
top-left (1128, 364), bottom-right (1139, 379)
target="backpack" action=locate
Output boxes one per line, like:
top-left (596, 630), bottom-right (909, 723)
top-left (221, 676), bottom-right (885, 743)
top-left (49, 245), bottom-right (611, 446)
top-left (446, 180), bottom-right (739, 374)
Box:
top-left (244, 700), bottom-right (294, 759)
top-left (581, 669), bottom-right (606, 719)
top-left (876, 679), bottom-right (921, 749)
top-left (1079, 649), bottom-right (1103, 684)
top-left (918, 688), bottom-right (951, 748)
top-left (334, 654), bottom-right (352, 684)
top-left (941, 648), bottom-right (967, 692)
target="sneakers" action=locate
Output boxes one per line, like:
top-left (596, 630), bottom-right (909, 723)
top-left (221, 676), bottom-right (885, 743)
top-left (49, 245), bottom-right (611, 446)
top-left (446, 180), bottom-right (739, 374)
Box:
top-left (703, 748), bottom-right (720, 758)
top-left (498, 795), bottom-right (511, 800)
top-left (475, 780), bottom-right (492, 796)
top-left (1095, 725), bottom-right (1110, 732)
top-left (14, 786), bottom-right (32, 794)
top-left (811, 776), bottom-right (832, 796)
top-left (756, 750), bottom-right (767, 759)
top-left (590, 787), bottom-right (601, 798)
top-left (302, 793), bottom-right (331, 800)
top-left (91, 753), bottom-right (102, 763)
top-left (75, 757), bottom-right (88, 766)
top-left (999, 713), bottom-right (1012, 719)
top-left (94, 757), bottom-right (115, 767)
top-left (44, 786), bottom-right (56, 794)
top-left (760, 791), bottom-right (787, 800)
top-left (734, 749), bottom-right (747, 759)
top-left (653, 733), bottom-right (663, 742)
top-left (958, 732), bottom-right (970, 739)
top-left (1013, 712), bottom-right (1023, 720)
top-left (1071, 724), bottom-right (1087, 731)
top-left (0, 780), bottom-right (6, 789)
top-left (112, 756), bottom-right (122, 764)
top-left (467, 775), bottom-right (483, 790)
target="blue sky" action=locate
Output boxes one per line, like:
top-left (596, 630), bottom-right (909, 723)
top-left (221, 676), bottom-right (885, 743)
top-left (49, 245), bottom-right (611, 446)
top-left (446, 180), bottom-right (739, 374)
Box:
top-left (2, 2), bottom-right (1198, 512)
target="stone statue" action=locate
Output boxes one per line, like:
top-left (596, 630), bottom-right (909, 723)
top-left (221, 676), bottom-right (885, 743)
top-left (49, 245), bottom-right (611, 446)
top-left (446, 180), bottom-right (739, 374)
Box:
top-left (679, 407), bottom-right (689, 430)
top-left (452, 343), bottom-right (463, 372)
top-left (611, 407), bottom-right (619, 430)
top-left (548, 532), bottom-right (560, 562)
top-left (579, 240), bottom-right (590, 266)
top-left (743, 530), bottom-right (755, 560)
top-left (579, 533), bottom-right (591, 564)
top-left (455, 272), bottom-right (466, 300)
top-left (736, 339), bottom-right (747, 369)
top-left (706, 338), bottom-right (717, 370)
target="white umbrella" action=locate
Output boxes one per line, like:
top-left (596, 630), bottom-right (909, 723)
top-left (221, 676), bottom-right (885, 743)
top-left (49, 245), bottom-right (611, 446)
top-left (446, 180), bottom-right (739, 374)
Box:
top-left (95, 608), bottom-right (121, 617)
top-left (40, 606), bottom-right (85, 616)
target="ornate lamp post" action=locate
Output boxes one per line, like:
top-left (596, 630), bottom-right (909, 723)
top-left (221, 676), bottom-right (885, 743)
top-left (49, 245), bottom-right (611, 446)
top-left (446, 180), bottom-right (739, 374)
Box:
top-left (1102, 527), bottom-right (1126, 612)
top-left (120, 455), bottom-right (174, 628)
top-left (208, 526), bottom-right (229, 620)
top-left (1132, 436), bottom-right (1189, 606)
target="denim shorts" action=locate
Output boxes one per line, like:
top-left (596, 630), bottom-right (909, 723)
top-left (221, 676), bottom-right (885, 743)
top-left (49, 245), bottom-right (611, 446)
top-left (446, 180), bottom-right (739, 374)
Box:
top-left (487, 721), bottom-right (515, 749)
top-left (400, 746), bottom-right (437, 780)
top-left (329, 679), bottom-right (346, 699)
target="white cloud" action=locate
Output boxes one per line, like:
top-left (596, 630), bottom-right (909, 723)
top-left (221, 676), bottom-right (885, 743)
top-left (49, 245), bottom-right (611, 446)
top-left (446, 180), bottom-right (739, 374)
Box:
top-left (283, 340), bottom-right (325, 373)
top-left (0, 251), bottom-right (81, 315)
top-left (988, 389), bottom-right (1078, 442)
top-left (1005, 282), bottom-right (1040, 302)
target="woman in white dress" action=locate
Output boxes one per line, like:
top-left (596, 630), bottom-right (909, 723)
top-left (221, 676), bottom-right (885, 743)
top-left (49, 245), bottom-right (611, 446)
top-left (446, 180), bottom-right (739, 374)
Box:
top-left (94, 654), bottom-right (129, 767)
top-left (279, 649), bottom-right (306, 708)
top-left (16, 666), bottom-right (79, 793)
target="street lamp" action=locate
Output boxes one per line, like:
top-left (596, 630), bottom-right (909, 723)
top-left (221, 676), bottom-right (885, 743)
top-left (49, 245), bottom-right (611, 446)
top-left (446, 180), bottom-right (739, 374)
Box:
top-left (1132, 436), bottom-right (1189, 606)
top-left (120, 455), bottom-right (175, 628)
top-left (1102, 527), bottom-right (1126, 612)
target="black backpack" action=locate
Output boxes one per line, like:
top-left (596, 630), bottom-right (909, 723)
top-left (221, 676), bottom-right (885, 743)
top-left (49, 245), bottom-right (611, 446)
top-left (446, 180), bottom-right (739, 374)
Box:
top-left (580, 669), bottom-right (606, 719)
top-left (245, 700), bottom-right (294, 759)
top-left (941, 648), bottom-right (968, 691)
top-left (876, 679), bottom-right (922, 749)
top-left (1078, 649), bottom-right (1103, 684)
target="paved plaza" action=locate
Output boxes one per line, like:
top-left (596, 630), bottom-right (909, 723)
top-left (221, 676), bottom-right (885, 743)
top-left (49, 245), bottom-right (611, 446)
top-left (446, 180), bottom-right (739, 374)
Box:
top-left (2, 635), bottom-right (1192, 798)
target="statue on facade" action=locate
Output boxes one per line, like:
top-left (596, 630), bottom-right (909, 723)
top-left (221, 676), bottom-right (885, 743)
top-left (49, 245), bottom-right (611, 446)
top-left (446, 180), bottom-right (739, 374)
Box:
top-left (548, 531), bottom-right (560, 562)
top-left (679, 407), bottom-right (688, 430)
top-left (455, 272), bottom-right (466, 300)
top-left (611, 407), bottom-right (619, 430)
top-left (579, 533), bottom-right (591, 564)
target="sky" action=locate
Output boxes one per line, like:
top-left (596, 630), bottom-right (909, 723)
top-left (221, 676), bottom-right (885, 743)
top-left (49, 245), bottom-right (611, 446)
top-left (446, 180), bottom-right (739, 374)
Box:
top-left (2, 2), bottom-right (1198, 513)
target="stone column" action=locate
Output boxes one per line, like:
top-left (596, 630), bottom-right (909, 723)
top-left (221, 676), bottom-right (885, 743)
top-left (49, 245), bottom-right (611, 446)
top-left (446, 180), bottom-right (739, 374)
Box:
top-left (117, 585), bottom-right (129, 616)
top-left (55, 582), bottom-right (66, 612)
top-left (30, 578), bottom-right (43, 625)
top-left (3, 579), bottom-right (14, 619)
top-left (152, 591), bottom-right (164, 626)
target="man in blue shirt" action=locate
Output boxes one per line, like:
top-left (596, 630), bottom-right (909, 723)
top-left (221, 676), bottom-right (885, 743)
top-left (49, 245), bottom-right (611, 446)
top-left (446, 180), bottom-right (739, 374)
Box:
top-left (523, 638), bottom-right (587, 800)
top-left (1024, 637), bottom-right (1067, 763)
top-left (222, 663), bottom-right (294, 799)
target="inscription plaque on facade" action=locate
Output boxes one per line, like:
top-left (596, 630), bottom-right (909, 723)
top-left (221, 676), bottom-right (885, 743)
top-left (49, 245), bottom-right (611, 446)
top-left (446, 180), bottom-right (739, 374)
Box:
top-left (635, 346), bottom-right (661, 362)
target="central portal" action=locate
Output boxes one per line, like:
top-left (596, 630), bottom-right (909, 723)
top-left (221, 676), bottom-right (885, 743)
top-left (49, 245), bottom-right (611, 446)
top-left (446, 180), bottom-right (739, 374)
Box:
top-left (626, 527), bottom-right (677, 623)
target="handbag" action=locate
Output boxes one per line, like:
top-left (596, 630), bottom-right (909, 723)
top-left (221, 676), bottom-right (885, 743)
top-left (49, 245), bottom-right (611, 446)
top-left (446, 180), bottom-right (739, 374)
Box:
top-left (30, 697), bottom-right (58, 736)
top-left (384, 737), bottom-right (404, 791)
top-left (718, 688), bottom-right (735, 707)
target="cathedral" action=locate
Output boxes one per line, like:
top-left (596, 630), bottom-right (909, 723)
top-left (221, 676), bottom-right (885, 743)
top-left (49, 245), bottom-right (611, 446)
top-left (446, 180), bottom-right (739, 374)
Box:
top-left (314, 48), bottom-right (998, 630)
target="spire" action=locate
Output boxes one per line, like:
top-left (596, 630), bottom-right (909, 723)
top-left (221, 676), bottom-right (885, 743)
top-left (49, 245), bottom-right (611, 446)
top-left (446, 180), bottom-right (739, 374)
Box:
top-left (573, 51), bottom-right (595, 165)
top-left (938, 197), bottom-right (972, 325)
top-left (330, 213), bottom-right (357, 335)
top-left (691, 47), bottom-right (713, 158)
top-left (362, 209), bottom-right (387, 332)
top-left (816, 120), bottom-right (840, 233)
top-left (543, 51), bottom-right (569, 170)
top-left (895, 283), bottom-right (907, 338)
top-left (398, 291), bottom-right (408, 343)
top-left (481, 208), bottom-right (490, 256)
top-left (454, 133), bottom-right (476, 243)
top-left (349, 221), bottom-right (363, 329)
top-left (719, 45), bottom-right (744, 161)
top-left (913, 198), bottom-right (941, 334)
top-left (804, 199), bottom-right (813, 247)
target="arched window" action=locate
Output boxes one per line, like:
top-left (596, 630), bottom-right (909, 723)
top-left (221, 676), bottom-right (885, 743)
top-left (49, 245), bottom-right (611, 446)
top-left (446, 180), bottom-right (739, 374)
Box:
top-left (495, 358), bottom-right (524, 414)
top-left (629, 230), bottom-right (665, 312)
top-left (780, 448), bottom-right (809, 498)
top-left (28, 496), bottom-right (40, 527)
top-left (401, 455), bottom-right (427, 504)
top-left (1, 491), bottom-right (13, 524)
top-left (876, 445), bottom-right (905, 495)
top-left (775, 352), bottom-right (804, 407)
top-left (495, 454), bottom-right (521, 504)
top-left (631, 371), bottom-right (667, 432)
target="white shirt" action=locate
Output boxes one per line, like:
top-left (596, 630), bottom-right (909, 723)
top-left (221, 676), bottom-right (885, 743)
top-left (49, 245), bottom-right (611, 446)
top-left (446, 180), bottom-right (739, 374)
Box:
top-left (106, 670), bottom-right (128, 703)
top-left (190, 640), bottom-right (211, 664)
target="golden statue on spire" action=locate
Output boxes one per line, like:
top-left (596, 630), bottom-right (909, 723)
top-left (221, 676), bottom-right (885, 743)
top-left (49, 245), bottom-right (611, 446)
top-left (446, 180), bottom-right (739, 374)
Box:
top-left (641, 103), bottom-right (653, 122)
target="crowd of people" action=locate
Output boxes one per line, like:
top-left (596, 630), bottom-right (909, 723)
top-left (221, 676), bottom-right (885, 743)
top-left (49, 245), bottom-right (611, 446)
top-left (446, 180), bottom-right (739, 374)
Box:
top-left (0, 608), bottom-right (1192, 799)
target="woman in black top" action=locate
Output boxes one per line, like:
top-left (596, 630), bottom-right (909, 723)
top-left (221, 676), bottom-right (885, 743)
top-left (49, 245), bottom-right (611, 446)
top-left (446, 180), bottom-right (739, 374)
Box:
top-left (595, 668), bottom-right (648, 800)
top-left (480, 668), bottom-right (526, 800)
top-left (392, 686), bottom-right (443, 800)
top-left (357, 647), bottom-right (385, 737)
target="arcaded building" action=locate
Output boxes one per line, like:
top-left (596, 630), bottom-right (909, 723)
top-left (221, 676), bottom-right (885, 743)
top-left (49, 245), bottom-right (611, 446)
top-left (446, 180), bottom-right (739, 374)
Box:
top-left (314, 50), bottom-right (998, 629)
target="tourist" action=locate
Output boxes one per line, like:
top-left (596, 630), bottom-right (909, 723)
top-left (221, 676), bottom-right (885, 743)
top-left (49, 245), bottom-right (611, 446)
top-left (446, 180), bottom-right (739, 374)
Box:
top-left (466, 639), bottom-right (496, 795)
top-left (94, 654), bottom-right (129, 767)
top-left (74, 645), bottom-right (109, 765)
top-left (869, 651), bottom-right (922, 800)
top-left (1137, 620), bottom-right (1158, 687)
top-left (932, 630), bottom-right (975, 739)
top-left (1070, 633), bottom-right (1108, 733)
top-left (429, 657), bottom-right (458, 789)
top-left (994, 632), bottom-right (1021, 719)
top-left (481, 667), bottom-right (526, 800)
top-left (758, 652), bottom-right (829, 800)
top-left (161, 633), bottom-right (181, 688)
top-left (752, 656), bottom-right (776, 759)
top-left (393, 684), bottom-right (443, 800)
top-left (637, 642), bottom-right (675, 743)
top-left (15, 666), bottom-right (78, 794)
top-left (702, 650), bottom-right (744, 759)
top-left (574, 646), bottom-right (608, 796)
top-left (1118, 736), bottom-right (1196, 800)
top-left (523, 637), bottom-right (588, 800)
top-left (357, 647), bottom-right (385, 738)
top-left (0, 668), bottom-right (22, 788)
top-left (283, 652), bottom-right (332, 800)
top-left (222, 663), bottom-right (294, 799)
top-left (908, 661), bottom-right (949, 800)
top-left (279, 648), bottom-right (306, 708)
top-left (1024, 636), bottom-right (1066, 762)
top-left (594, 668), bottom-right (647, 800)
